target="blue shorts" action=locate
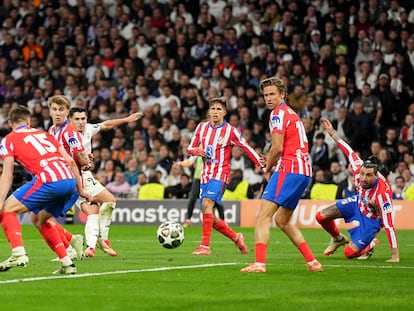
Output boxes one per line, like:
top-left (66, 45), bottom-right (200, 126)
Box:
top-left (200, 179), bottom-right (226, 208)
top-left (336, 195), bottom-right (382, 250)
top-left (13, 178), bottom-right (79, 218)
top-left (262, 172), bottom-right (310, 209)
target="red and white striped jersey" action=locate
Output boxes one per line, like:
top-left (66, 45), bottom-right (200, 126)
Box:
top-left (188, 120), bottom-right (264, 184)
top-left (269, 103), bottom-right (312, 176)
top-left (0, 126), bottom-right (74, 183)
top-left (48, 120), bottom-right (85, 159)
top-left (337, 139), bottom-right (398, 249)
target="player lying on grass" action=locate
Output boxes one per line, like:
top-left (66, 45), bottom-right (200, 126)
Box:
top-left (316, 117), bottom-right (399, 263)
top-left (0, 105), bottom-right (91, 274)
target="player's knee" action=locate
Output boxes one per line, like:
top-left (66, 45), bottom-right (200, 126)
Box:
top-left (344, 245), bottom-right (358, 259)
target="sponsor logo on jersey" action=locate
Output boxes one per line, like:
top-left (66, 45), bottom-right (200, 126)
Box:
top-left (68, 137), bottom-right (81, 149)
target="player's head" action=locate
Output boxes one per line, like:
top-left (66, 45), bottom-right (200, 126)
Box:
top-left (260, 77), bottom-right (287, 109)
top-left (209, 97), bottom-right (227, 110)
top-left (69, 107), bottom-right (88, 132)
top-left (360, 156), bottom-right (378, 189)
top-left (47, 95), bottom-right (71, 110)
top-left (8, 105), bottom-right (30, 126)
top-left (208, 97), bottom-right (227, 125)
top-left (48, 95), bottom-right (71, 126)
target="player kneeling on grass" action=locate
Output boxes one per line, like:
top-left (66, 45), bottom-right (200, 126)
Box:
top-left (0, 105), bottom-right (91, 275)
top-left (316, 118), bottom-right (399, 262)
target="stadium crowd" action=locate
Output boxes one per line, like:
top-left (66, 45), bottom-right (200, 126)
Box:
top-left (1, 0), bottom-right (414, 201)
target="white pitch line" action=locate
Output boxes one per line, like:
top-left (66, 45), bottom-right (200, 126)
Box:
top-left (1, 262), bottom-right (413, 284)
top-left (0, 262), bottom-right (238, 284)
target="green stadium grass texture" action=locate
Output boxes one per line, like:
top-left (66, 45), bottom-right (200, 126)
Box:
top-left (0, 225), bottom-right (413, 311)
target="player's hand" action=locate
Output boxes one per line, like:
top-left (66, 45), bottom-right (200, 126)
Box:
top-left (79, 189), bottom-right (93, 202)
top-left (127, 112), bottom-right (144, 122)
top-left (320, 118), bottom-right (333, 134)
top-left (197, 145), bottom-right (207, 158)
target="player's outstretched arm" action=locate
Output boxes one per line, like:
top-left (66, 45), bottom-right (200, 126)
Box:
top-left (100, 112), bottom-right (144, 132)
top-left (320, 118), bottom-right (340, 143)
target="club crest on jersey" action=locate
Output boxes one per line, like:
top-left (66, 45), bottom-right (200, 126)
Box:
top-left (68, 137), bottom-right (81, 149)
top-left (382, 202), bottom-right (392, 212)
top-left (0, 144), bottom-right (8, 156)
top-left (271, 115), bottom-right (280, 127)
top-left (217, 136), bottom-right (225, 145)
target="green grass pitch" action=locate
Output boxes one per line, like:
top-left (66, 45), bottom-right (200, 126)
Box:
top-left (0, 225), bottom-right (413, 311)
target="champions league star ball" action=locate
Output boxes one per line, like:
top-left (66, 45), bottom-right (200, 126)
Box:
top-left (157, 221), bottom-right (185, 249)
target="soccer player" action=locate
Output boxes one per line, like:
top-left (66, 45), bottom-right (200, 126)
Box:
top-left (69, 107), bottom-right (143, 257)
top-left (177, 156), bottom-right (225, 227)
top-left (47, 95), bottom-right (92, 260)
top-left (241, 77), bottom-right (322, 273)
top-left (0, 105), bottom-right (90, 274)
top-left (315, 117), bottom-right (399, 262)
top-left (187, 97), bottom-right (265, 255)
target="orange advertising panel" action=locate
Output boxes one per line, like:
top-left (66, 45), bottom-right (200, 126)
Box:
top-left (240, 200), bottom-right (414, 229)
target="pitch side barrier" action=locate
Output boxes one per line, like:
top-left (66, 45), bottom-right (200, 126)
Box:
top-left (69, 200), bottom-right (414, 229)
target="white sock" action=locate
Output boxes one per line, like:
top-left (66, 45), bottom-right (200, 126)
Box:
top-left (99, 202), bottom-right (116, 240)
top-left (60, 256), bottom-right (72, 267)
top-left (85, 214), bottom-right (99, 248)
top-left (12, 246), bottom-right (26, 256)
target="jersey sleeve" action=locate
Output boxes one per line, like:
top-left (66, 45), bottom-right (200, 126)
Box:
top-left (86, 123), bottom-right (101, 137)
top-left (269, 108), bottom-right (286, 135)
top-left (230, 126), bottom-right (264, 171)
top-left (377, 187), bottom-right (399, 250)
top-left (187, 123), bottom-right (202, 156)
top-left (64, 127), bottom-right (85, 154)
top-left (337, 139), bottom-right (363, 174)
top-left (0, 137), bottom-right (13, 160)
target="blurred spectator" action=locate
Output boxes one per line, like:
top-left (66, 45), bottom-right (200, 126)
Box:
top-left (335, 164), bottom-right (358, 199)
top-left (392, 176), bottom-right (407, 200)
top-left (310, 169), bottom-right (338, 200)
top-left (223, 169), bottom-right (254, 200)
top-left (310, 132), bottom-right (330, 170)
top-left (123, 158), bottom-right (141, 186)
top-left (329, 161), bottom-right (348, 185)
top-left (106, 171), bottom-right (131, 198)
top-left (138, 171), bottom-right (166, 199)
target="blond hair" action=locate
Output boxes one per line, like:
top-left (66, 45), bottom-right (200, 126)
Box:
top-left (260, 77), bottom-right (287, 99)
top-left (47, 95), bottom-right (71, 109)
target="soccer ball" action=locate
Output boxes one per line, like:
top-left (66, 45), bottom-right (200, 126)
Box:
top-left (157, 221), bottom-right (185, 249)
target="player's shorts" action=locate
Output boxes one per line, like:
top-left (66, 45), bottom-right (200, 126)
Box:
top-left (262, 171), bottom-right (310, 209)
top-left (13, 177), bottom-right (78, 218)
top-left (75, 170), bottom-right (106, 208)
top-left (200, 179), bottom-right (226, 207)
top-left (336, 195), bottom-right (382, 250)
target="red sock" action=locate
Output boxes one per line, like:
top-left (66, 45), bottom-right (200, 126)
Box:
top-left (213, 219), bottom-right (237, 241)
top-left (255, 243), bottom-right (268, 263)
top-left (316, 212), bottom-right (340, 237)
top-left (200, 213), bottom-right (214, 247)
top-left (50, 220), bottom-right (71, 248)
top-left (298, 241), bottom-right (316, 262)
top-left (2, 212), bottom-right (24, 248)
top-left (39, 221), bottom-right (67, 259)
